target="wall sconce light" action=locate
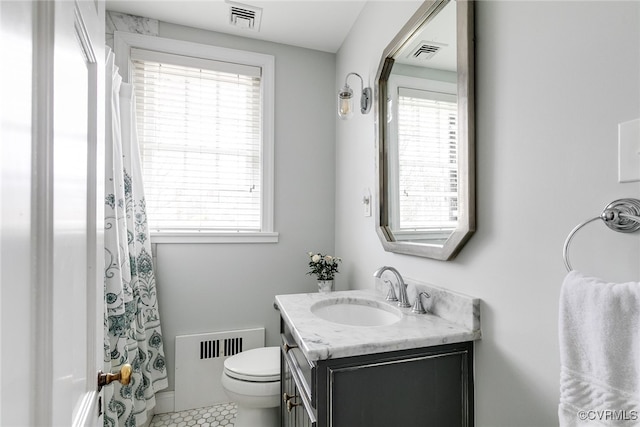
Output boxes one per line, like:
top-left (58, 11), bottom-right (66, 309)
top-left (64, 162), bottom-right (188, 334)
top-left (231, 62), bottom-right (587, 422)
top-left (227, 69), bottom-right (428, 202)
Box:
top-left (338, 72), bottom-right (372, 120)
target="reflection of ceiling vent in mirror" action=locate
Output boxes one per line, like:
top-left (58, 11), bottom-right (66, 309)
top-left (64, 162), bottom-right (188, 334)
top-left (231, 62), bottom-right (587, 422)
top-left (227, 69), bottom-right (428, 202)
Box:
top-left (409, 41), bottom-right (447, 61)
top-left (227, 1), bottom-right (262, 31)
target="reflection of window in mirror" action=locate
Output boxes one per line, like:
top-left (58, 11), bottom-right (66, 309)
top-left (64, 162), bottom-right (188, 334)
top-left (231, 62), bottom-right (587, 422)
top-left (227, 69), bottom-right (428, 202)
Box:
top-left (387, 73), bottom-right (457, 244)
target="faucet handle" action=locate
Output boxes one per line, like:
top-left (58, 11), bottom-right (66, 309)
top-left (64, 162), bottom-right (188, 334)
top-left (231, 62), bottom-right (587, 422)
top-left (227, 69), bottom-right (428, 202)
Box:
top-left (383, 279), bottom-right (398, 302)
top-left (411, 291), bottom-right (431, 314)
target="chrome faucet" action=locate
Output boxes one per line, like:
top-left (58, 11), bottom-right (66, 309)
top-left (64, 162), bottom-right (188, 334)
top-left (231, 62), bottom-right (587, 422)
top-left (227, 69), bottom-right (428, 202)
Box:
top-left (373, 266), bottom-right (410, 308)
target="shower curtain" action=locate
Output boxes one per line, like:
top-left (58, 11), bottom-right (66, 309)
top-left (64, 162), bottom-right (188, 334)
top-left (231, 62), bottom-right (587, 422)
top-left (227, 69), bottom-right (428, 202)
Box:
top-left (104, 48), bottom-right (168, 427)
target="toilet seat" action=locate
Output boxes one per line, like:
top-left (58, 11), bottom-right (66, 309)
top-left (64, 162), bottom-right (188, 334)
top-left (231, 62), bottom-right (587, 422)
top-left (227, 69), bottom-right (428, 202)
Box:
top-left (223, 346), bottom-right (280, 382)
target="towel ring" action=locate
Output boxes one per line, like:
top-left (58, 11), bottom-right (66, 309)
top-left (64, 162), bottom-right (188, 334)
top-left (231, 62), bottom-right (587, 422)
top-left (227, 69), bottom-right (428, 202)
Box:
top-left (563, 198), bottom-right (640, 272)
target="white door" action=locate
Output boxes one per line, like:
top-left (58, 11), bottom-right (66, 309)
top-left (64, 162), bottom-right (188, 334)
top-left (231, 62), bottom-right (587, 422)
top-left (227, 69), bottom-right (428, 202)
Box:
top-left (0, 1), bottom-right (105, 426)
top-left (51, 1), bottom-right (105, 425)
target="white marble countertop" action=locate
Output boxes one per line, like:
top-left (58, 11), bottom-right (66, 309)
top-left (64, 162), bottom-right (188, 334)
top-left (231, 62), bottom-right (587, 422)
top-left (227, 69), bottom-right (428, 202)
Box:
top-left (275, 288), bottom-right (481, 362)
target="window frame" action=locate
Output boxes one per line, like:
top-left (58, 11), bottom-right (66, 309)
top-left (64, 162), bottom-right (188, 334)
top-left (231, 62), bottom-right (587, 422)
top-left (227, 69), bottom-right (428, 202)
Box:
top-left (114, 32), bottom-right (277, 244)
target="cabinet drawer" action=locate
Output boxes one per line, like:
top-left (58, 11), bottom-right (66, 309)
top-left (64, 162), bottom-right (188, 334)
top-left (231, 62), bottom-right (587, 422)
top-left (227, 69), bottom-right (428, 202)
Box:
top-left (281, 322), bottom-right (316, 408)
top-left (282, 344), bottom-right (317, 426)
top-left (281, 328), bottom-right (315, 405)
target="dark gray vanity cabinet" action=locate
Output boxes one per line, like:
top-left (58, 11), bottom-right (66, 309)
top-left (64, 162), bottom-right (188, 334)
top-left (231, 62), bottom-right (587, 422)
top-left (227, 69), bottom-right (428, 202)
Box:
top-left (315, 343), bottom-right (474, 426)
top-left (280, 319), bottom-right (474, 427)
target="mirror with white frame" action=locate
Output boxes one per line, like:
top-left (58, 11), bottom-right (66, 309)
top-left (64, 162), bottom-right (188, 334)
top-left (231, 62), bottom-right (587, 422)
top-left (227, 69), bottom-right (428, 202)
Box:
top-left (375, 0), bottom-right (475, 260)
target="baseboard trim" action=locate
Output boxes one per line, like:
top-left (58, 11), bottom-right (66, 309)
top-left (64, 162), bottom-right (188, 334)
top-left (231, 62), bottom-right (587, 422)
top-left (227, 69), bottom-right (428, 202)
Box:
top-left (154, 390), bottom-right (175, 415)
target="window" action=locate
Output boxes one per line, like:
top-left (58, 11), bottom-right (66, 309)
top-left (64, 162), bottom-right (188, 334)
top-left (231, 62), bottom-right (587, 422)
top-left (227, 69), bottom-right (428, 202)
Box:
top-left (396, 87), bottom-right (458, 231)
top-left (386, 73), bottom-right (458, 240)
top-left (115, 33), bottom-right (275, 243)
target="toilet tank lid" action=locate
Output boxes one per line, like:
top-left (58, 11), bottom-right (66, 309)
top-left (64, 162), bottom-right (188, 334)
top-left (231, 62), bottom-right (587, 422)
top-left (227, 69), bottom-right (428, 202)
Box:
top-left (224, 346), bottom-right (280, 379)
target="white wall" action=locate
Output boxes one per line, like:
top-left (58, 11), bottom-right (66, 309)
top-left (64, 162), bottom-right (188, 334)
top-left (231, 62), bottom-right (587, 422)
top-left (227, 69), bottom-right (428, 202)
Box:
top-left (151, 22), bottom-right (337, 391)
top-left (335, 1), bottom-right (640, 426)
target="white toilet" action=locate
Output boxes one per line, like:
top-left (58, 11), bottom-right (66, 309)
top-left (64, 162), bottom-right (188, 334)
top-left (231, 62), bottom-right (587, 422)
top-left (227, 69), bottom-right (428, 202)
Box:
top-left (221, 346), bottom-right (281, 427)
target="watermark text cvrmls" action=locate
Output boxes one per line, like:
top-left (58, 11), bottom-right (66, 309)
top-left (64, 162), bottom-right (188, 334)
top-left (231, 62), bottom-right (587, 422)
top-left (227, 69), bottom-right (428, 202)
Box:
top-left (577, 410), bottom-right (638, 422)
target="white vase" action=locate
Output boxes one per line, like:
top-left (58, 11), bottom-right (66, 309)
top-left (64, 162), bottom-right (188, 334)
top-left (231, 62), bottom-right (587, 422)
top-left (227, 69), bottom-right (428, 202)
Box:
top-left (317, 280), bottom-right (334, 293)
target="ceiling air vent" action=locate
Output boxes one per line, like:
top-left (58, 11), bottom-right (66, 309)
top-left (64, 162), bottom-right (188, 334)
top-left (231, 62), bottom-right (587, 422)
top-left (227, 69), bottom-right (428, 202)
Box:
top-left (409, 41), bottom-right (447, 61)
top-left (228, 1), bottom-right (262, 32)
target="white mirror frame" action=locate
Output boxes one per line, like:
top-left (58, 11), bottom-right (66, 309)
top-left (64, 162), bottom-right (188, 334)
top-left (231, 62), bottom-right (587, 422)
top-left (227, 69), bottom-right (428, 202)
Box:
top-left (375, 0), bottom-right (475, 260)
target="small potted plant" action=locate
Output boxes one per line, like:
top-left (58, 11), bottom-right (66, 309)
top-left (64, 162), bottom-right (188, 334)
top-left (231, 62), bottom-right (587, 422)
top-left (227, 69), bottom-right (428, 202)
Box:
top-left (307, 252), bottom-right (341, 293)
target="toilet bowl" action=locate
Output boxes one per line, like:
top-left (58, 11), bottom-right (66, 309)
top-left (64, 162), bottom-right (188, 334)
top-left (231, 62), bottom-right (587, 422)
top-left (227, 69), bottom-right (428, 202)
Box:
top-left (221, 346), bottom-right (280, 427)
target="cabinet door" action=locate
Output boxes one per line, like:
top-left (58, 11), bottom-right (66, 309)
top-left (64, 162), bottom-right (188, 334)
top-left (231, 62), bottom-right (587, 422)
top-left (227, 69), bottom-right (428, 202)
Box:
top-left (282, 350), bottom-right (316, 427)
top-left (282, 354), bottom-right (296, 427)
top-left (328, 350), bottom-right (471, 427)
top-left (293, 393), bottom-right (315, 427)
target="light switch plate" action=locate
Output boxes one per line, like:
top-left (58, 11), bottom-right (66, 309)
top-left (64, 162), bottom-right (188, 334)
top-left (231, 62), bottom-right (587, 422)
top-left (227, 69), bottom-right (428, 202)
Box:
top-left (618, 118), bottom-right (640, 183)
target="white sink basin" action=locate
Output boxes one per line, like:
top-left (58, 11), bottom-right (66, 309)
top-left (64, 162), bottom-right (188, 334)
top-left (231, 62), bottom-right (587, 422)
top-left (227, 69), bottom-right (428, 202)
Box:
top-left (310, 297), bottom-right (402, 327)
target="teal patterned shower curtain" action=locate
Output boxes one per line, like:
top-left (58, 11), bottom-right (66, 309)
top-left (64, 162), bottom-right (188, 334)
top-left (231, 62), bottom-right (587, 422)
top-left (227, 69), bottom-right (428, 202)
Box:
top-left (104, 49), bottom-right (168, 427)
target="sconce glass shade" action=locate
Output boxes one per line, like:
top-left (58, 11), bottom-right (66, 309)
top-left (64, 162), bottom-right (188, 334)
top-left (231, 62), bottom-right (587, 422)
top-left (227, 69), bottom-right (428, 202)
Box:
top-left (338, 85), bottom-right (354, 120)
top-left (337, 72), bottom-right (371, 120)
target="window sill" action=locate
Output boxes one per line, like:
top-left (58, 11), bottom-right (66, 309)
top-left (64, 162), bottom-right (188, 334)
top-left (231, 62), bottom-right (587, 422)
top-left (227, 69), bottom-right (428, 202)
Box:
top-left (150, 232), bottom-right (279, 244)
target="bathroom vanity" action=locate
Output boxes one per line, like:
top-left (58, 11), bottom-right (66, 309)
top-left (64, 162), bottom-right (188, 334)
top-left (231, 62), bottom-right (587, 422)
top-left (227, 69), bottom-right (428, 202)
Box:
top-left (275, 288), bottom-right (481, 427)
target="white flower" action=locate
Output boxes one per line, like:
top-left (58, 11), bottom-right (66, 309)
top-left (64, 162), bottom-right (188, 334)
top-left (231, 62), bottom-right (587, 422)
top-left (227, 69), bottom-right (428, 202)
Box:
top-left (324, 255), bottom-right (333, 262)
top-left (312, 254), bottom-right (321, 263)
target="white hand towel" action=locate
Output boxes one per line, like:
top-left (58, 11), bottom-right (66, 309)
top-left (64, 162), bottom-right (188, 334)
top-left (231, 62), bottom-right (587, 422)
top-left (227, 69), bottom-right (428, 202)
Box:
top-left (559, 271), bottom-right (640, 426)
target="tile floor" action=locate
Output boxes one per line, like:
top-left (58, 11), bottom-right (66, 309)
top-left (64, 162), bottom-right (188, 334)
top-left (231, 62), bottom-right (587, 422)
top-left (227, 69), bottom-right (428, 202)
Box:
top-left (150, 402), bottom-right (237, 427)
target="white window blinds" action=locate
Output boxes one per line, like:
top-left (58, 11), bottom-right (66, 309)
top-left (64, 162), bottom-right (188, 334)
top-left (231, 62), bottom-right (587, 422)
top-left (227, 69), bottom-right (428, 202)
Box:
top-left (397, 88), bottom-right (458, 231)
top-left (131, 48), bottom-right (263, 232)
